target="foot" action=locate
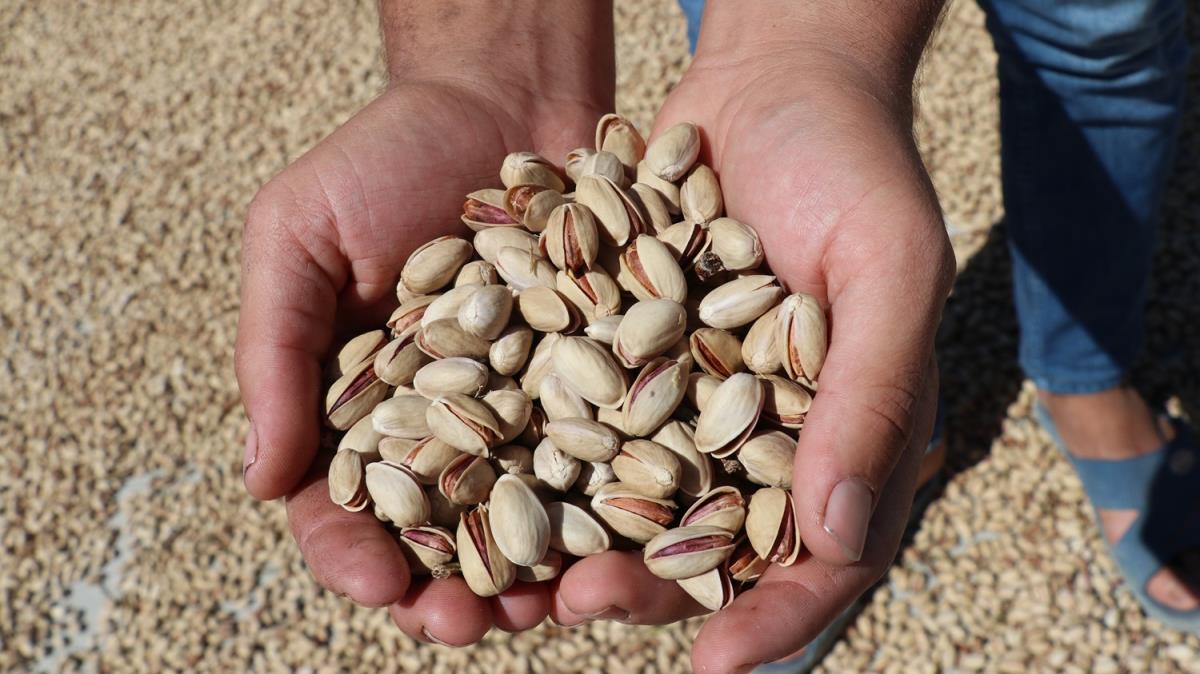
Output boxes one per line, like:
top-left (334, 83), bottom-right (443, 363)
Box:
top-left (1040, 387), bottom-right (1200, 611)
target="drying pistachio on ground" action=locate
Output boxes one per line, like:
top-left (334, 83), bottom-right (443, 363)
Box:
top-left (746, 487), bottom-right (802, 566)
top-left (539, 374), bottom-right (594, 421)
top-left (595, 113), bottom-right (645, 173)
top-left (643, 525), bottom-right (735, 580)
top-left (329, 448), bottom-right (371, 512)
top-left (504, 183), bottom-right (566, 233)
top-left (457, 508), bottom-right (516, 597)
top-left (760, 375), bottom-right (812, 429)
top-left (455, 260), bottom-right (499, 287)
top-left (500, 151), bottom-right (565, 192)
top-left (399, 236), bottom-right (473, 296)
top-left (456, 284), bottom-right (513, 340)
top-left (326, 358), bottom-right (390, 430)
top-left (739, 431), bottom-right (796, 488)
top-left (365, 462), bottom-right (430, 527)
top-left (556, 269), bottom-right (622, 322)
top-left (487, 474), bottom-right (550, 566)
top-left (618, 235), bottom-right (687, 303)
top-left (542, 202), bottom-right (600, 274)
top-left (416, 318), bottom-right (491, 360)
top-left (742, 305), bottom-right (782, 374)
top-left (544, 417), bottom-right (621, 462)
top-left (698, 275), bottom-right (784, 329)
top-left (574, 460), bottom-right (617, 497)
top-left (611, 298), bottom-right (688, 368)
top-left (680, 164), bottom-right (723, 225)
top-left (533, 437), bottom-right (582, 492)
top-left (398, 526), bottom-right (456, 576)
top-left (489, 324), bottom-right (533, 376)
top-left (383, 436), bottom-right (461, 485)
top-left (777, 292), bottom-right (828, 383)
top-left (546, 501), bottom-right (611, 556)
top-left (413, 357), bottom-right (488, 399)
top-left (677, 566), bottom-right (734, 613)
top-left (473, 227), bottom-right (540, 265)
top-left (622, 356), bottom-right (689, 437)
top-left (612, 439), bottom-right (683, 499)
top-left (591, 482), bottom-right (676, 544)
top-left (552, 336), bottom-right (628, 409)
top-left (643, 122), bottom-right (700, 182)
top-left (695, 373), bottom-right (764, 457)
top-left (516, 548), bottom-right (563, 582)
top-left (517, 286), bottom-right (581, 334)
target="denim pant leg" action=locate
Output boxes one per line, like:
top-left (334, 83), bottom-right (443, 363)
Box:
top-left (981, 0), bottom-right (1190, 394)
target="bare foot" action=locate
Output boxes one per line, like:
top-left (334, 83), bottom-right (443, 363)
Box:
top-left (1040, 387), bottom-right (1200, 611)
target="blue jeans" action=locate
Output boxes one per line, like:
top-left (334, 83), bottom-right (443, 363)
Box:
top-left (679, 0), bottom-right (1190, 394)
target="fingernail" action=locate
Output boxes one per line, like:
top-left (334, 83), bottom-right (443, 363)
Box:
top-left (583, 606), bottom-right (630, 622)
top-left (243, 422), bottom-right (259, 474)
top-left (823, 478), bottom-right (873, 562)
top-left (421, 627), bottom-right (452, 646)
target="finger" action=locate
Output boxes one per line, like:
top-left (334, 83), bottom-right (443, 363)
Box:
top-left (555, 550), bottom-right (706, 624)
top-left (389, 576), bottom-right (494, 646)
top-left (491, 581), bottom-right (552, 632)
top-left (285, 462), bottom-right (410, 607)
top-left (691, 421), bottom-right (926, 674)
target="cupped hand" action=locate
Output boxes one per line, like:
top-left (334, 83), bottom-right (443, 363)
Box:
top-left (236, 80), bottom-right (603, 645)
top-left (552, 53), bottom-right (954, 672)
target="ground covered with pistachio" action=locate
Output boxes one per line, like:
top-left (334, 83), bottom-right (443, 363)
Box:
top-left (3, 0), bottom-right (1200, 672)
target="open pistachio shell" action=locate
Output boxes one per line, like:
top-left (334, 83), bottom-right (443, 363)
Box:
top-left (426, 393), bottom-right (502, 456)
top-left (611, 439), bottom-right (682, 499)
top-left (437, 453), bottom-right (497, 506)
top-left (643, 525), bottom-right (735, 580)
top-left (365, 462), bottom-right (430, 527)
top-left (746, 487), bottom-right (802, 566)
top-left (649, 421), bottom-right (712, 499)
top-left (397, 526), bottom-right (456, 575)
top-left (546, 501), bottom-right (611, 556)
top-left (680, 485), bottom-right (746, 534)
top-left (759, 375), bottom-right (812, 430)
top-left (677, 566), bottom-right (734, 613)
top-left (461, 188), bottom-right (520, 230)
top-left (329, 448), bottom-right (371, 512)
top-left (326, 358), bottom-right (390, 430)
top-left (694, 373), bottom-right (764, 457)
top-left (383, 435), bottom-right (461, 485)
top-left (488, 474), bottom-right (551, 566)
top-left (777, 292), bottom-right (828, 383)
top-left (617, 235), bottom-right (687, 304)
top-left (591, 482), bottom-right (676, 544)
top-left (457, 508), bottom-right (516, 597)
top-left (622, 357), bottom-right (689, 438)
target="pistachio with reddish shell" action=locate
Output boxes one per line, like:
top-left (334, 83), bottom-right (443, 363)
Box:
top-left (551, 336), bottom-right (628, 410)
top-left (397, 526), bottom-right (456, 576)
top-left (325, 358), bottom-right (390, 430)
top-left (643, 525), bottom-right (735, 580)
top-left (759, 375), bottom-right (812, 429)
top-left (329, 448), bottom-right (371, 512)
top-left (622, 356), bottom-right (689, 438)
top-left (591, 482), bottom-right (676, 544)
top-left (499, 151), bottom-right (565, 192)
top-left (495, 246), bottom-right (558, 291)
top-left (694, 373), bottom-right (764, 457)
top-left (387, 295), bottom-right (438, 339)
top-left (533, 437), bottom-right (582, 492)
top-left (727, 536), bottom-right (770, 582)
top-left (546, 501), bottom-right (611, 556)
top-left (698, 275), bottom-right (784, 329)
top-left (742, 305), bottom-right (783, 374)
top-left (461, 188), bottom-right (520, 230)
top-left (398, 235), bottom-right (473, 296)
top-left (504, 183), bottom-right (566, 232)
top-left (426, 393), bottom-right (502, 456)
top-left (482, 388), bottom-right (533, 445)
top-left (677, 566), bottom-right (734, 613)
top-left (777, 292), bottom-right (828, 383)
top-left (556, 269), bottom-right (622, 323)
top-left (680, 485), bottom-right (746, 533)
top-left (517, 286), bottom-right (582, 334)
top-left (455, 260), bottom-right (499, 287)
top-left (656, 221), bottom-right (710, 268)
top-left (437, 453), bottom-right (497, 506)
top-left (739, 430), bottom-right (796, 489)
top-left (473, 227), bottom-right (540, 265)
top-left (679, 163), bottom-right (723, 225)
top-left (617, 235), bottom-right (688, 303)
top-left (371, 394), bottom-right (433, 439)
top-left (364, 461), bottom-right (430, 527)
top-left (413, 357), bottom-right (489, 399)
top-left (689, 328), bottom-right (745, 379)
top-left (649, 421), bottom-right (713, 498)
top-left (543, 417), bottom-right (621, 462)
top-left (488, 474), bottom-right (551, 566)
top-left (541, 202), bottom-right (599, 274)
top-left (489, 325), bottom-right (533, 376)
top-left (611, 439), bottom-right (683, 499)
top-left (457, 507), bottom-right (516, 597)
top-left (456, 284), bottom-right (513, 340)
top-left (416, 318), bottom-right (491, 360)
top-left (643, 122), bottom-right (700, 182)
top-left (382, 435), bottom-right (462, 485)
top-left (539, 374), bottom-right (594, 422)
top-left (595, 113), bottom-right (646, 172)
top-left (746, 487), bottom-right (802, 566)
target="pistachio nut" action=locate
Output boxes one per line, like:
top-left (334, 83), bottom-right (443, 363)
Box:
top-left (539, 374), bottom-right (594, 422)
top-left (492, 444), bottom-right (534, 475)
top-left (694, 373), bottom-right (764, 457)
top-left (461, 188), bottom-right (520, 230)
top-left (500, 151), bottom-right (565, 191)
top-left (573, 174), bottom-right (645, 247)
top-left (629, 183), bottom-right (673, 234)
top-left (574, 460), bottom-right (617, 497)
top-left (636, 160), bottom-right (682, 213)
top-left (382, 436), bottom-right (462, 485)
top-left (564, 147), bottom-right (596, 182)
top-left (532, 437), bottom-right (581, 492)
top-left (336, 330), bottom-right (387, 377)
top-left (416, 318), bottom-right (491, 360)
top-left (759, 375), bottom-right (812, 429)
top-left (473, 227), bottom-right (540, 265)
top-left (438, 453), bottom-right (497, 506)
top-left (556, 269), bottom-right (622, 323)
top-left (679, 164), bottom-right (723, 225)
top-left (746, 487), bottom-right (801, 566)
top-left (456, 284), bottom-right (513, 340)
top-left (680, 485), bottom-right (746, 534)
top-left (421, 285), bottom-right (481, 327)
top-left (455, 260), bottom-right (499, 288)
top-left (504, 183), bottom-right (566, 232)
top-left (495, 245), bottom-right (558, 291)
top-left (685, 372), bottom-right (723, 415)
top-left (611, 298), bottom-right (688, 368)
top-left (591, 482), bottom-right (676, 544)
top-left (595, 113), bottom-right (646, 172)
top-left (677, 566), bottom-right (734, 613)
top-left (364, 461), bottom-right (430, 527)
top-left (457, 507), bottom-right (516, 597)
top-left (611, 439), bottom-right (683, 499)
top-left (689, 328), bottom-right (745, 379)
top-left (516, 548), bottom-right (563, 582)
top-left (517, 286), bottom-right (582, 334)
top-left (338, 414), bottom-right (383, 455)
top-left (399, 235), bottom-right (473, 295)
top-left (707, 217), bottom-right (763, 273)
top-left (397, 526), bottom-right (456, 576)
top-left (546, 501), bottom-right (611, 556)
top-left (426, 394), bottom-right (502, 456)
top-left (489, 324), bottom-right (533, 376)
top-left (727, 536), bottom-right (770, 583)
top-left (649, 420), bottom-right (713, 498)
top-left (577, 150), bottom-right (629, 188)
top-left (739, 430), bottom-right (796, 489)
top-left (617, 235), bottom-right (688, 304)
top-left (387, 295), bottom-right (438, 339)
top-left (373, 333), bottom-right (430, 386)
top-left (742, 305), bottom-right (783, 374)
top-left (541, 203), bottom-right (600, 274)
top-left (482, 388), bottom-right (533, 445)
top-left (519, 332), bottom-right (561, 399)
top-left (643, 525), bottom-right (735, 580)
top-left (777, 292), bottom-right (828, 382)
top-left (326, 358), bottom-right (390, 430)
top-left (643, 122), bottom-right (700, 182)
top-left (411, 357), bottom-right (487, 400)
top-left (375, 436), bottom-right (417, 463)
top-left (372, 394), bottom-right (432, 439)
top-left (622, 356), bottom-right (689, 437)
top-left (543, 417), bottom-right (621, 462)
top-left (595, 405), bottom-right (631, 438)
top-left (583, 314), bottom-right (622, 345)
top-left (329, 448), bottom-right (370, 512)
top-left (487, 474), bottom-right (551, 566)
top-left (656, 221), bottom-right (710, 268)
top-left (427, 486), bottom-right (466, 529)
top-left (698, 274), bottom-right (784, 329)
top-left (551, 336), bottom-right (628, 409)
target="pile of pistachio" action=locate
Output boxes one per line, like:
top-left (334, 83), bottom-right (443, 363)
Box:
top-left (324, 115), bottom-right (827, 612)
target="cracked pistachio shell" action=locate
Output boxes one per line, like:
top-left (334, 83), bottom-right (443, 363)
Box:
top-left (438, 453), bottom-right (496, 506)
top-left (422, 285), bottom-right (481, 327)
top-left (517, 286), bottom-right (582, 334)
top-left (739, 431), bottom-right (796, 489)
top-left (519, 407), bottom-right (548, 448)
top-left (338, 415), bottom-right (383, 455)
top-left (618, 234), bottom-right (688, 304)
top-left (456, 284), bottom-right (513, 340)
top-left (500, 151), bottom-right (565, 192)
top-left (495, 246), bottom-right (558, 291)
top-left (544, 418), bottom-right (621, 463)
top-left (337, 330), bottom-right (387, 376)
top-left (473, 227), bottom-right (540, 265)
top-left (372, 394), bottom-right (432, 439)
top-left (482, 388), bottom-right (533, 445)
top-left (689, 328), bottom-right (745, 379)
top-left (677, 566), bottom-right (734, 613)
top-left (381, 436), bottom-right (461, 485)
top-left (374, 333), bottom-right (430, 386)
top-left (679, 164), bottom-right (724, 225)
top-left (546, 501), bottom-right (611, 556)
top-left (583, 314), bottom-right (622, 345)
top-left (520, 332), bottom-right (561, 399)
top-left (488, 474), bottom-right (551, 566)
top-left (685, 372), bottom-right (723, 415)
top-left (728, 536), bottom-right (770, 582)
top-left (458, 508), bottom-right (516, 597)
top-left (643, 525), bottom-right (735, 580)
top-left (329, 448), bottom-right (371, 512)
top-left (461, 188), bottom-right (520, 230)
top-left (426, 486), bottom-right (466, 529)
top-left (416, 318), bottom-right (491, 360)
top-left (387, 295), bottom-right (438, 339)
top-left (636, 160), bottom-right (681, 213)
top-left (492, 444), bottom-right (534, 475)
top-left (574, 461), bottom-right (617, 497)
top-left (413, 357), bottom-right (488, 399)
top-left (426, 393), bottom-right (502, 456)
top-left (542, 203), bottom-right (599, 274)
top-left (746, 487), bottom-right (802, 566)
top-left (552, 337), bottom-right (629, 409)
top-left (398, 526), bottom-right (456, 575)
top-left (777, 292), bottom-right (828, 383)
top-left (760, 375), bottom-right (812, 430)
top-left (650, 421), bottom-right (712, 498)
top-left (455, 260), bottom-right (499, 287)
top-left (591, 482), bottom-right (676, 544)
top-left (504, 184), bottom-right (566, 233)
top-left (564, 147), bottom-right (595, 182)
top-left (643, 122), bottom-right (700, 182)
top-left (376, 436), bottom-right (417, 463)
top-left (680, 485), bottom-right (746, 534)
top-left (708, 217), bottom-right (763, 271)
top-left (595, 113), bottom-right (646, 172)
top-left (656, 221), bottom-right (710, 268)
top-left (365, 462), bottom-right (430, 527)
top-left (612, 439), bottom-right (683, 499)
top-left (611, 298), bottom-right (688, 369)
top-left (325, 358), bottom-right (390, 430)
top-left (533, 437), bottom-right (581, 492)
top-left (578, 150), bottom-right (629, 188)
top-left (698, 275), bottom-right (784, 330)
top-left (489, 325), bottom-right (533, 376)
top-left (629, 183), bottom-right (673, 234)
top-left (622, 357), bottom-right (689, 438)
top-left (742, 305), bottom-right (783, 374)
top-left (399, 235), bottom-right (473, 295)
top-left (694, 373), bottom-right (764, 457)
top-left (573, 174), bottom-right (645, 247)
top-left (517, 548), bottom-right (563, 582)
top-left (556, 269), bottom-right (622, 323)
top-left (539, 374), bottom-right (594, 422)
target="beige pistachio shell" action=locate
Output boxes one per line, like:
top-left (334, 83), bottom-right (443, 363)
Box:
top-left (504, 184), bottom-right (567, 232)
top-left (427, 486), bottom-right (466, 529)
top-left (698, 275), bottom-right (784, 330)
top-left (612, 298), bottom-right (688, 368)
top-left (326, 358), bottom-right (390, 430)
top-left (455, 260), bottom-right (499, 287)
top-left (456, 284), bottom-right (513, 340)
top-left (577, 150), bottom-right (629, 188)
top-left (336, 330), bottom-right (387, 376)
top-left (397, 526), bottom-right (456, 576)
top-left (546, 501), bottom-right (611, 556)
top-left (656, 221), bottom-right (710, 267)
top-left (421, 285), bottom-right (481, 327)
top-left (437, 453), bottom-right (497, 506)
top-left (519, 332), bottom-right (561, 399)
top-left (694, 373), bottom-right (764, 457)
top-left (518, 406), bottom-right (548, 449)
top-left (679, 164), bottom-right (723, 225)
top-left (574, 460), bottom-right (617, 497)
top-left (371, 393), bottom-right (432, 439)
top-left (488, 474), bottom-right (551, 566)
top-left (329, 448), bottom-right (370, 512)
top-left (760, 375), bottom-right (812, 429)
top-left (426, 393), bottom-right (502, 456)
top-left (617, 235), bottom-right (688, 304)
top-left (376, 436), bottom-right (417, 463)
top-left (482, 388), bottom-right (533, 445)
top-left (742, 305), bottom-right (783, 374)
top-left (649, 421), bottom-right (713, 498)
top-left (583, 314), bottom-right (622, 345)
top-left (564, 147), bottom-right (595, 182)
top-left (636, 160), bottom-right (682, 213)
top-left (689, 328), bottom-right (745, 379)
top-left (595, 113), bottom-right (646, 172)
top-left (611, 439), bottom-right (683, 499)
top-left (539, 374), bottom-right (594, 422)
top-left (677, 566), bottom-right (734, 613)
top-left (387, 295), bottom-right (438, 339)
top-left (413, 357), bottom-right (489, 399)
top-left (643, 525), bottom-right (735, 580)
top-left (728, 536), bottom-right (770, 582)
top-left (573, 174), bottom-right (644, 247)
top-left (517, 286), bottom-right (581, 334)
top-left (629, 183), bottom-right (673, 234)
top-left (495, 246), bottom-right (558, 291)
top-left (516, 548), bottom-right (563, 582)
top-left (542, 203), bottom-right (600, 274)
top-left (708, 217), bottom-right (763, 271)
top-left (399, 236), bottom-right (473, 295)
top-left (643, 122), bottom-right (700, 182)
top-left (338, 415), bottom-right (383, 455)
top-left (492, 444), bottom-right (534, 475)
top-left (746, 487), bottom-right (802, 566)
top-left (457, 508), bottom-right (516, 597)
top-left (739, 431), bottom-right (796, 488)
top-left (543, 417), bottom-right (621, 462)
top-left (500, 151), bottom-right (565, 191)
top-left (473, 227), bottom-right (540, 265)
top-left (383, 436), bottom-right (462, 485)
top-left (373, 334), bottom-right (430, 386)
top-left (680, 485), bottom-right (746, 533)
top-left (622, 357), bottom-right (689, 438)
top-left (591, 482), bottom-right (676, 544)
top-left (365, 462), bottom-right (430, 527)
top-left (461, 188), bottom-right (520, 230)
top-left (533, 437), bottom-right (582, 492)
top-left (685, 372), bottom-right (723, 415)
top-left (777, 293), bottom-right (828, 382)
top-left (595, 405), bottom-right (631, 438)
top-left (416, 318), bottom-right (491, 360)
top-left (556, 269), bottom-right (622, 323)
top-left (551, 336), bottom-right (628, 409)
top-left (489, 324), bottom-right (533, 376)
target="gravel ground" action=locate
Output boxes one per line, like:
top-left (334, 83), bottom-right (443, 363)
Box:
top-left (2, 0), bottom-right (1199, 672)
